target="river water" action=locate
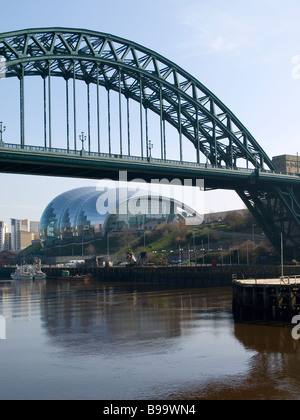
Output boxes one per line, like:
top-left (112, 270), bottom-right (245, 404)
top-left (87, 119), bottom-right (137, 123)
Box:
top-left (0, 278), bottom-right (299, 400)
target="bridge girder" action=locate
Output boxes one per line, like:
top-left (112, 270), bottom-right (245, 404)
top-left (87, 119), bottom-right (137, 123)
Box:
top-left (0, 27), bottom-right (300, 259)
top-left (0, 27), bottom-right (273, 169)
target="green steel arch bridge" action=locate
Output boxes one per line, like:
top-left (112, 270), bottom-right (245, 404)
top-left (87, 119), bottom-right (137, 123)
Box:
top-left (0, 28), bottom-right (299, 259)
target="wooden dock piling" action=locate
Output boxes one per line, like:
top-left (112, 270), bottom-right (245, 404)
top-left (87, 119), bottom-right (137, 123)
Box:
top-left (232, 277), bottom-right (300, 323)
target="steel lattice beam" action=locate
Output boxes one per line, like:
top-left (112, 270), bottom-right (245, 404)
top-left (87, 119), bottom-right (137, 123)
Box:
top-left (0, 27), bottom-right (300, 259)
top-left (0, 27), bottom-right (274, 169)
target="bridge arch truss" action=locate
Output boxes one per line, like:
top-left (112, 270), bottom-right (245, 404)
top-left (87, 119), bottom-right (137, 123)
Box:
top-left (0, 27), bottom-right (300, 259)
top-left (0, 27), bottom-right (274, 169)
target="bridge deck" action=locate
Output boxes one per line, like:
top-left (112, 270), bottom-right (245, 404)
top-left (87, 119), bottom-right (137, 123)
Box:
top-left (1, 143), bottom-right (300, 188)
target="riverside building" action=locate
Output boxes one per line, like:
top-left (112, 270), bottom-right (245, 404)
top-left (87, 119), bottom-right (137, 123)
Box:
top-left (10, 219), bottom-right (40, 251)
top-left (40, 185), bottom-right (203, 248)
top-left (0, 221), bottom-right (8, 251)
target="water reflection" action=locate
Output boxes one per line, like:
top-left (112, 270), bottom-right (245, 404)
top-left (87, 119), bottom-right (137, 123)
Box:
top-left (177, 323), bottom-right (300, 400)
top-left (39, 281), bottom-right (231, 356)
top-left (1, 279), bottom-right (300, 400)
top-left (235, 323), bottom-right (300, 354)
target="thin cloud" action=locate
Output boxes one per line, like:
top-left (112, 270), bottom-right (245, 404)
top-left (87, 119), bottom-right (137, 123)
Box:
top-left (174, 0), bottom-right (300, 60)
top-left (181, 13), bottom-right (259, 55)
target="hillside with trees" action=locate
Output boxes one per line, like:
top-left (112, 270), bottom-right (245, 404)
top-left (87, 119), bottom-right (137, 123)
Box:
top-left (19, 209), bottom-right (279, 265)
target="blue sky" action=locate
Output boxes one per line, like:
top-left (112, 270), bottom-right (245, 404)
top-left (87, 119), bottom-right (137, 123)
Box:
top-left (1, 0), bottom-right (300, 227)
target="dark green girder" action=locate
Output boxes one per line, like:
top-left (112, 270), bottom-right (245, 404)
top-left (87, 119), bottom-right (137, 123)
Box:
top-left (0, 27), bottom-right (299, 259)
top-left (0, 27), bottom-right (273, 169)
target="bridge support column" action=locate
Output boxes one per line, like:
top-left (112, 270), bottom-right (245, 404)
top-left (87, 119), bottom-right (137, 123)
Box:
top-left (140, 76), bottom-right (144, 159)
top-left (48, 64), bottom-right (52, 149)
top-left (97, 67), bottom-right (101, 154)
top-left (145, 107), bottom-right (149, 160)
top-left (160, 86), bottom-right (164, 160)
top-left (178, 93), bottom-right (183, 162)
top-left (163, 119), bottom-right (167, 161)
top-left (43, 77), bottom-right (47, 148)
top-left (73, 64), bottom-right (77, 152)
top-left (87, 82), bottom-right (91, 154)
top-left (127, 97), bottom-right (131, 157)
top-left (66, 79), bottom-right (70, 152)
top-left (118, 70), bottom-right (123, 156)
top-left (107, 89), bottom-right (111, 156)
top-left (19, 66), bottom-right (25, 148)
top-left (196, 108), bottom-right (200, 165)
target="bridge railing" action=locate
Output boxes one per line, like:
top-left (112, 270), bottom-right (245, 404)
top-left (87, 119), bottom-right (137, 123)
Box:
top-left (1, 141), bottom-right (300, 178)
top-left (1, 141), bottom-right (252, 171)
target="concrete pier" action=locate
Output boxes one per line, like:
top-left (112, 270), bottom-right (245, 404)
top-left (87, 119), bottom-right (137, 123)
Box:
top-left (232, 276), bottom-right (300, 322)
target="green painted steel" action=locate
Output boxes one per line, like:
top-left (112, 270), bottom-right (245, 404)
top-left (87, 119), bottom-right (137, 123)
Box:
top-left (0, 27), bottom-right (300, 259)
top-left (0, 27), bottom-right (273, 170)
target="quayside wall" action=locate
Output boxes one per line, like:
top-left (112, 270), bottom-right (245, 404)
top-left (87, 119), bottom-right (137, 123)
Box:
top-left (1, 265), bottom-right (300, 286)
top-left (232, 280), bottom-right (300, 323)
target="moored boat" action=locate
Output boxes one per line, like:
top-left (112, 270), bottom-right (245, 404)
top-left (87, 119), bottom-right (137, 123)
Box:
top-left (11, 264), bottom-right (46, 281)
top-left (32, 265), bottom-right (47, 280)
top-left (11, 265), bottom-right (33, 280)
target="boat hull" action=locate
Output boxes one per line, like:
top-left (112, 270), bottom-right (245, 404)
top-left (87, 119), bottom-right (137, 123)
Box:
top-left (11, 265), bottom-right (46, 281)
top-left (11, 274), bottom-right (34, 281)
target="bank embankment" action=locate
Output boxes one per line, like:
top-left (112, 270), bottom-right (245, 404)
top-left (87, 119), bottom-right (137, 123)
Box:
top-left (2, 265), bottom-right (300, 286)
top-left (30, 265), bottom-right (300, 286)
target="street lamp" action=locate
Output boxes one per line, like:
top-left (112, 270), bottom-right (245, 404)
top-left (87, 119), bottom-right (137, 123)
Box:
top-left (107, 232), bottom-right (110, 259)
top-left (0, 121), bottom-right (6, 145)
top-left (218, 246), bottom-right (224, 266)
top-left (192, 228), bottom-right (197, 264)
top-left (246, 241), bottom-right (249, 266)
top-left (178, 245), bottom-right (184, 266)
top-left (79, 132), bottom-right (86, 155)
top-left (252, 224), bottom-right (256, 245)
top-left (148, 140), bottom-right (153, 160)
top-left (251, 151), bottom-right (260, 169)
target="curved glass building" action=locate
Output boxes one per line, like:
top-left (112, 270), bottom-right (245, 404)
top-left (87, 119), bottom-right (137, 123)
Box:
top-left (40, 185), bottom-right (203, 247)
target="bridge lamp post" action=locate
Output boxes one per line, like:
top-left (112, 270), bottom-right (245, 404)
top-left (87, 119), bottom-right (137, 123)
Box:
top-left (0, 121), bottom-right (6, 146)
top-left (148, 140), bottom-right (153, 161)
top-left (251, 151), bottom-right (260, 169)
top-left (79, 132), bottom-right (86, 156)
